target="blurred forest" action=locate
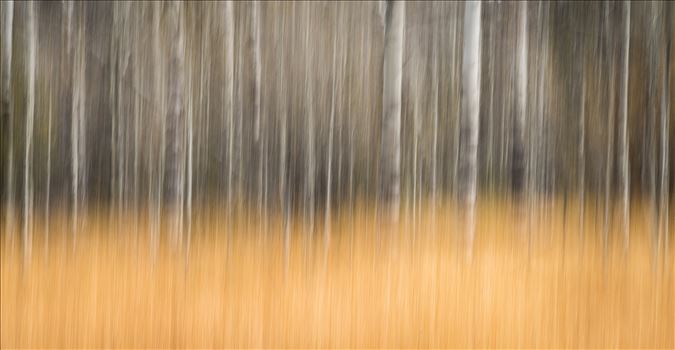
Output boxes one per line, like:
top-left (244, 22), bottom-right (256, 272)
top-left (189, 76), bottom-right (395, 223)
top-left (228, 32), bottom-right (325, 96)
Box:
top-left (1, 1), bottom-right (674, 242)
top-left (2, 2), bottom-right (675, 347)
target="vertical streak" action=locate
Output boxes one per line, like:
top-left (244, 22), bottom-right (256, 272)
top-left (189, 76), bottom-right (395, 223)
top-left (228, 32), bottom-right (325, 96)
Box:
top-left (24, 0), bottom-right (37, 260)
top-left (325, 2), bottom-right (339, 245)
top-left (379, 0), bottom-right (405, 222)
top-left (619, 1), bottom-right (631, 250)
top-left (2, 0), bottom-right (14, 242)
top-left (460, 0), bottom-right (481, 251)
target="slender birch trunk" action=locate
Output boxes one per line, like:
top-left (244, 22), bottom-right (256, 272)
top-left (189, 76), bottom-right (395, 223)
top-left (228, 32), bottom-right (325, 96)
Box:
top-left (618, 1), bottom-right (631, 250)
top-left (224, 1), bottom-right (234, 211)
top-left (459, 0), bottom-right (481, 250)
top-left (513, 1), bottom-right (527, 195)
top-left (46, 83), bottom-right (53, 251)
top-left (578, 40), bottom-right (586, 240)
top-left (150, 1), bottom-right (164, 257)
top-left (603, 2), bottom-right (616, 254)
top-left (660, 2), bottom-right (671, 258)
top-left (379, 0), bottom-right (405, 222)
top-left (251, 1), bottom-right (263, 226)
top-left (325, 3), bottom-right (340, 244)
top-left (166, 1), bottom-right (186, 247)
top-left (2, 1), bottom-right (14, 241)
top-left (72, 2), bottom-right (86, 248)
top-left (23, 0), bottom-right (37, 259)
top-left (304, 2), bottom-right (315, 233)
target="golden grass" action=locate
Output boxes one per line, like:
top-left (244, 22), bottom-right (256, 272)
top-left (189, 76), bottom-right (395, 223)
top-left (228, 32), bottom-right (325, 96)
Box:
top-left (1, 198), bottom-right (674, 348)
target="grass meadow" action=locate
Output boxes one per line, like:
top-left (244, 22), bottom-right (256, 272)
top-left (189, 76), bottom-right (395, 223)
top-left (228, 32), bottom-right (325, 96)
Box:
top-left (1, 198), bottom-right (673, 348)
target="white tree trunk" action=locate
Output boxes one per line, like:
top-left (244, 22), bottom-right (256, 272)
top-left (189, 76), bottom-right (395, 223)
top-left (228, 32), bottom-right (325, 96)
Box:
top-left (224, 1), bottom-right (234, 210)
top-left (23, 0), bottom-right (37, 259)
top-left (304, 2), bottom-right (315, 232)
top-left (276, 3), bottom-right (290, 256)
top-left (166, 1), bottom-right (186, 246)
top-left (459, 0), bottom-right (481, 250)
top-left (72, 3), bottom-right (86, 248)
top-left (132, 3), bottom-right (141, 236)
top-left (619, 1), bottom-right (631, 249)
top-left (431, 25), bottom-right (439, 209)
top-left (325, 4), bottom-right (340, 244)
top-left (253, 1), bottom-right (261, 142)
top-left (150, 1), bottom-right (165, 257)
top-left (603, 2), bottom-right (616, 253)
top-left (660, 2), bottom-right (671, 258)
top-left (186, 37), bottom-right (194, 254)
top-left (379, 0), bottom-right (405, 222)
top-left (513, 1), bottom-right (527, 195)
top-left (486, 4), bottom-right (496, 190)
top-left (251, 1), bottom-right (264, 228)
top-left (451, 3), bottom-right (461, 196)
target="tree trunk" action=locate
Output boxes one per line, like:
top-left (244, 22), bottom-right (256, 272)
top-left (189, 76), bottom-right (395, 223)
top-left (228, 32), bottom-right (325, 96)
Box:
top-left (304, 2), bottom-right (315, 233)
top-left (224, 1), bottom-right (234, 210)
top-left (325, 3), bottom-right (340, 244)
top-left (513, 1), bottom-right (527, 195)
top-left (166, 1), bottom-right (186, 246)
top-left (186, 11), bottom-right (195, 255)
top-left (618, 0), bottom-right (630, 250)
top-left (253, 1), bottom-right (261, 142)
top-left (132, 4), bottom-right (141, 237)
top-left (459, 0), bottom-right (481, 250)
top-left (431, 19), bottom-right (439, 210)
top-left (578, 40), bottom-right (586, 241)
top-left (451, 3), bottom-right (461, 196)
top-left (72, 2), bottom-right (86, 248)
top-left (277, 3), bottom-right (290, 258)
top-left (150, 1), bottom-right (165, 257)
top-left (486, 4), bottom-right (496, 191)
top-left (659, 1), bottom-right (670, 257)
top-left (252, 1), bottom-right (263, 227)
top-left (23, 0), bottom-right (37, 259)
top-left (2, 0), bottom-right (14, 240)
top-left (46, 82), bottom-right (53, 252)
top-left (602, 2), bottom-right (616, 254)
top-left (379, 0), bottom-right (405, 222)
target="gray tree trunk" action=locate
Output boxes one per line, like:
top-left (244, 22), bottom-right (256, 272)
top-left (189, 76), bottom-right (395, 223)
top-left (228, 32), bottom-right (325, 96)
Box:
top-left (150, 1), bottom-right (165, 257)
top-left (277, 3), bottom-right (290, 258)
top-left (577, 41), bottom-right (586, 240)
top-left (2, 0), bottom-right (14, 240)
top-left (602, 2), bottom-right (616, 254)
top-left (618, 1), bottom-right (631, 249)
top-left (459, 0), bottom-right (481, 249)
top-left (23, 0), bottom-right (37, 259)
top-left (166, 1), bottom-right (186, 246)
top-left (431, 21), bottom-right (439, 209)
top-left (45, 84), bottom-right (53, 252)
top-left (252, 1), bottom-right (264, 229)
top-left (253, 1), bottom-right (261, 142)
top-left (325, 3), bottom-right (340, 244)
top-left (224, 1), bottom-right (234, 211)
top-left (513, 1), bottom-right (527, 195)
top-left (71, 2), bottom-right (86, 248)
top-left (661, 2), bottom-right (671, 258)
top-left (304, 2), bottom-right (315, 232)
top-left (379, 0), bottom-right (405, 222)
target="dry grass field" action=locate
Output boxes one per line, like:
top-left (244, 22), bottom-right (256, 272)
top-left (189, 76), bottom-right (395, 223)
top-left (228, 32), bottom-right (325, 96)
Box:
top-left (1, 199), bottom-right (674, 348)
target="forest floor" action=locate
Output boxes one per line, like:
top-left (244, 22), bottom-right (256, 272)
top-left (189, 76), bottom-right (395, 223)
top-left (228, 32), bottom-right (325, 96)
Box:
top-left (1, 198), bottom-right (674, 348)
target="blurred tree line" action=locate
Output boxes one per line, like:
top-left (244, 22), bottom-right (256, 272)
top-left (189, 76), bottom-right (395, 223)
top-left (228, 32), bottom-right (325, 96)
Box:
top-left (1, 1), bottom-right (673, 219)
